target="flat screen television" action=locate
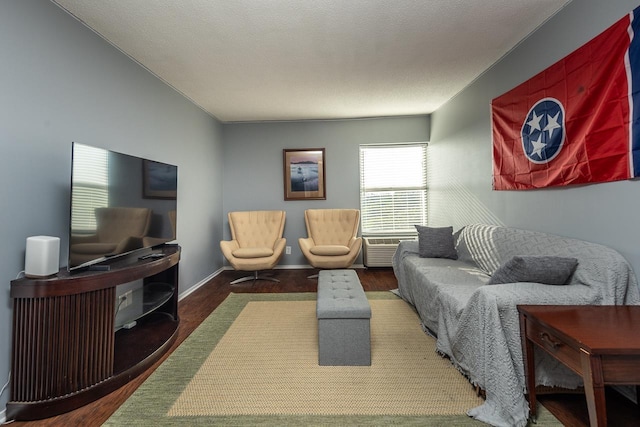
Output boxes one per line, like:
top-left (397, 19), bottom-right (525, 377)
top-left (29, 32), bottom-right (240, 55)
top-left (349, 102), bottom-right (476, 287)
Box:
top-left (68, 142), bottom-right (178, 271)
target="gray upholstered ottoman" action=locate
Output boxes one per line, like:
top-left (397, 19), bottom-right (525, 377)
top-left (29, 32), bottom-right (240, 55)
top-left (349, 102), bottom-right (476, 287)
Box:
top-left (316, 269), bottom-right (371, 366)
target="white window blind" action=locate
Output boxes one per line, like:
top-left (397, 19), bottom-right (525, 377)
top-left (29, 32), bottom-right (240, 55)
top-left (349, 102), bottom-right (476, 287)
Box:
top-left (359, 143), bottom-right (427, 235)
top-left (71, 144), bottom-right (109, 232)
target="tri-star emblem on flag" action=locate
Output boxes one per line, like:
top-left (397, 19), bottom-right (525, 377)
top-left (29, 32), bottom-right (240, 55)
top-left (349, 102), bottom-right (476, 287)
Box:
top-left (491, 6), bottom-right (640, 190)
top-left (521, 98), bottom-right (565, 164)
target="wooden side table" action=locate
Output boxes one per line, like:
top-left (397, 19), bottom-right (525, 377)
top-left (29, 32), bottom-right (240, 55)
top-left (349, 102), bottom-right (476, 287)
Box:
top-left (518, 305), bottom-right (640, 427)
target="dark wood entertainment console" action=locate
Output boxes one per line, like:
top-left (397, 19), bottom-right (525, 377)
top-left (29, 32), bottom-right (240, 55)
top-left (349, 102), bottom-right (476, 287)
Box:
top-left (7, 245), bottom-right (181, 421)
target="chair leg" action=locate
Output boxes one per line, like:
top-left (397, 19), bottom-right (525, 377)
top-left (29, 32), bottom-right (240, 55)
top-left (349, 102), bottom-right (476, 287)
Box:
top-left (230, 270), bottom-right (280, 285)
top-left (230, 273), bottom-right (257, 285)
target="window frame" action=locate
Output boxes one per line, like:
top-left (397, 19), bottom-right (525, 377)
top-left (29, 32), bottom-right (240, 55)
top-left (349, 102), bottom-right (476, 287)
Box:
top-left (359, 143), bottom-right (428, 237)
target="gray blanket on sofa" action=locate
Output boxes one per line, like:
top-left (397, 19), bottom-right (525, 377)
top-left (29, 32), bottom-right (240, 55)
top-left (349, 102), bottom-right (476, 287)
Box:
top-left (393, 224), bottom-right (640, 427)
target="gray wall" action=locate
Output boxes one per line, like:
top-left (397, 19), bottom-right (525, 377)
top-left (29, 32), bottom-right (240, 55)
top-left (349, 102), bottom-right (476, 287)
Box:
top-left (0, 0), bottom-right (224, 412)
top-left (4, 0), bottom-right (640, 418)
top-left (428, 0), bottom-right (640, 280)
top-left (222, 116), bottom-right (430, 266)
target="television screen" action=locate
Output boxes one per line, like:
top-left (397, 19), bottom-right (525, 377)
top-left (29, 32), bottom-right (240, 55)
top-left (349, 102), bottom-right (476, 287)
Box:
top-left (68, 142), bottom-right (177, 270)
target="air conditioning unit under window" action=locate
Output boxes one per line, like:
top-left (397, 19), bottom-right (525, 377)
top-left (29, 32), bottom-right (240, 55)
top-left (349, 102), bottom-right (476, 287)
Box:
top-left (363, 237), bottom-right (414, 267)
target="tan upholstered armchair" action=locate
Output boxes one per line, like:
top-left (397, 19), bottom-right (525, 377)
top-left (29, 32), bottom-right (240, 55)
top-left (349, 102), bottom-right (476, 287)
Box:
top-left (298, 209), bottom-right (362, 271)
top-left (220, 210), bottom-right (287, 284)
top-left (69, 207), bottom-right (152, 267)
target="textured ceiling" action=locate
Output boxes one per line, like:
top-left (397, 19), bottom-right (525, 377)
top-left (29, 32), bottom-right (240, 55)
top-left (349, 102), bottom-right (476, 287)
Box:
top-left (52, 0), bottom-right (570, 122)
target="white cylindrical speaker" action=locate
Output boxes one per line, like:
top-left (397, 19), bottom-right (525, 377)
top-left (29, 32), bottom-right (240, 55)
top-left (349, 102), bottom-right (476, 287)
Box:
top-left (25, 236), bottom-right (60, 278)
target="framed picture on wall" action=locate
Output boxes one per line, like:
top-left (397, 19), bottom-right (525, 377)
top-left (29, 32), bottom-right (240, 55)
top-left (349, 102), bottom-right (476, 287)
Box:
top-left (283, 148), bottom-right (326, 200)
top-left (143, 159), bottom-right (177, 199)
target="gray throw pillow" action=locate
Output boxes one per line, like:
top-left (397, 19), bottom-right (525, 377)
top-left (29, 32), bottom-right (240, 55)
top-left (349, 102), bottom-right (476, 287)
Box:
top-left (487, 256), bottom-right (578, 285)
top-left (415, 225), bottom-right (458, 259)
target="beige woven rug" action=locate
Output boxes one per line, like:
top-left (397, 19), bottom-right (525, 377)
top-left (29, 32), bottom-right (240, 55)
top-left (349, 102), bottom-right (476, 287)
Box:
top-left (168, 299), bottom-right (482, 417)
top-left (105, 292), bottom-right (560, 426)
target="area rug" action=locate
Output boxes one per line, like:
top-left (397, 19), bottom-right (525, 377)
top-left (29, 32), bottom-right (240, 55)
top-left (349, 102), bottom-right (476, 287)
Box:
top-left (105, 292), bottom-right (561, 426)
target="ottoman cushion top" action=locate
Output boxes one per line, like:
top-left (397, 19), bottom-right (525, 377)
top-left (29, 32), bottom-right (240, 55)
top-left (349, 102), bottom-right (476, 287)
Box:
top-left (317, 270), bottom-right (371, 319)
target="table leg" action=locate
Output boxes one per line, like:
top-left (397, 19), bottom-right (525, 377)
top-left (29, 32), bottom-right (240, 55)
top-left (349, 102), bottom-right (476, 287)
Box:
top-left (524, 338), bottom-right (537, 418)
top-left (580, 349), bottom-right (607, 427)
top-left (519, 314), bottom-right (537, 420)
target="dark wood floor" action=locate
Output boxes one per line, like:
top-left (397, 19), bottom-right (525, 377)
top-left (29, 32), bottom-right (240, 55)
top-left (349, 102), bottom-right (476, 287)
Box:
top-left (8, 268), bottom-right (639, 426)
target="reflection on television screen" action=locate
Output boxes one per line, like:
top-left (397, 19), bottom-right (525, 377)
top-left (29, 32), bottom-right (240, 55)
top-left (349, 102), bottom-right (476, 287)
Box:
top-left (68, 142), bottom-right (177, 270)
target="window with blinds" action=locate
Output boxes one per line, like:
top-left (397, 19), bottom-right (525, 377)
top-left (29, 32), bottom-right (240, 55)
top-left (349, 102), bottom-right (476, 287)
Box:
top-left (71, 143), bottom-right (109, 232)
top-left (359, 143), bottom-right (427, 235)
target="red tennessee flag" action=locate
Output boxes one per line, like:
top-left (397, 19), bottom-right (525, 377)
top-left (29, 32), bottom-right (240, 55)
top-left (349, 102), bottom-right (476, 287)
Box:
top-left (491, 6), bottom-right (640, 190)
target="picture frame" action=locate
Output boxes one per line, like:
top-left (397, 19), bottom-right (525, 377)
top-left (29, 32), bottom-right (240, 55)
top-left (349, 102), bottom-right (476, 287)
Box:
top-left (143, 159), bottom-right (177, 199)
top-left (283, 148), bottom-right (326, 200)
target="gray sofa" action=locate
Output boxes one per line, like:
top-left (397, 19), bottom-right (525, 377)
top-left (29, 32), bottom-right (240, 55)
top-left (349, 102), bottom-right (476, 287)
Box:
top-left (392, 223), bottom-right (640, 427)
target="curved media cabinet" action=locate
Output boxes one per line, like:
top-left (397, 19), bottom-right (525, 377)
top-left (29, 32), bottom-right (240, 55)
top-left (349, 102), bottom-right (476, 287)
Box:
top-left (7, 245), bottom-right (181, 421)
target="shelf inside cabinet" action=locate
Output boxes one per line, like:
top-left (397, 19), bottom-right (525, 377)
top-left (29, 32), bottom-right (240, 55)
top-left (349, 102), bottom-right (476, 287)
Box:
top-left (115, 282), bottom-right (175, 331)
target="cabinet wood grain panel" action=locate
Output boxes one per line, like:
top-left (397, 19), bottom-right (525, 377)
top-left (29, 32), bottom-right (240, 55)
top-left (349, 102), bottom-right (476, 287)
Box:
top-left (7, 245), bottom-right (180, 421)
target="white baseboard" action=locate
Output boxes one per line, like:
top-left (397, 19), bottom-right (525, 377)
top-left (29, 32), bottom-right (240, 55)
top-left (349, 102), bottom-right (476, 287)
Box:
top-left (0, 408), bottom-right (6, 424)
top-left (178, 267), bottom-right (224, 301)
